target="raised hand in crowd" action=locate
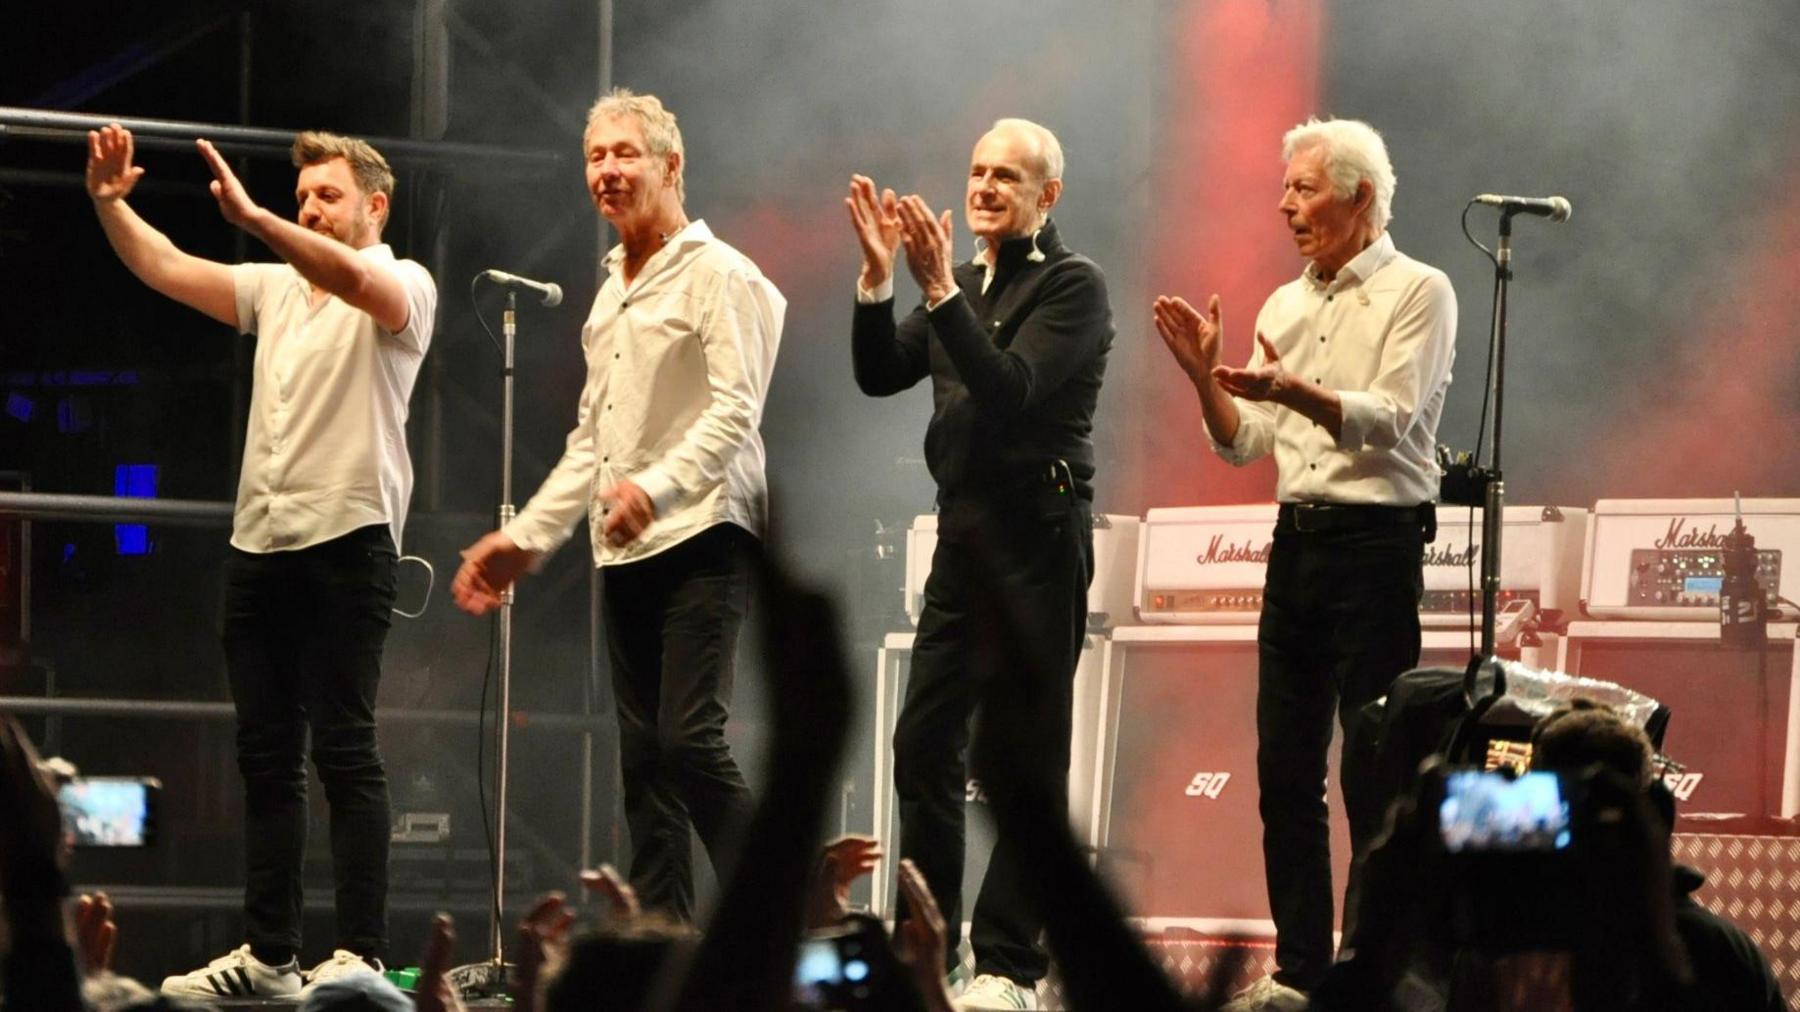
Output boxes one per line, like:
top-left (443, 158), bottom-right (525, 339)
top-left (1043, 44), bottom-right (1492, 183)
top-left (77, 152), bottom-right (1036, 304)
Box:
top-left (805, 834), bottom-right (883, 931)
top-left (893, 858), bottom-right (956, 1012)
top-left (413, 913), bottom-right (467, 1012)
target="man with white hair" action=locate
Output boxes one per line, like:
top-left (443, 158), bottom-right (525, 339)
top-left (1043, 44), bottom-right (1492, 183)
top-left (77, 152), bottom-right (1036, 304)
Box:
top-left (454, 89), bottom-right (784, 923)
top-left (1154, 117), bottom-right (1456, 1011)
top-left (847, 117), bottom-right (1113, 1010)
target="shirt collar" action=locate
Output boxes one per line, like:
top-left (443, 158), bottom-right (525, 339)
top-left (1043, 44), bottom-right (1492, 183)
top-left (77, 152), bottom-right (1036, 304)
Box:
top-left (973, 225), bottom-right (1049, 269)
top-left (603, 218), bottom-right (713, 273)
top-left (1303, 230), bottom-right (1395, 291)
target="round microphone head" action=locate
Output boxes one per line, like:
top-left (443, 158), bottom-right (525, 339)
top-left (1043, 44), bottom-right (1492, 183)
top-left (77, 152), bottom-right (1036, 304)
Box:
top-left (541, 284), bottom-right (564, 308)
top-left (1549, 196), bottom-right (1572, 223)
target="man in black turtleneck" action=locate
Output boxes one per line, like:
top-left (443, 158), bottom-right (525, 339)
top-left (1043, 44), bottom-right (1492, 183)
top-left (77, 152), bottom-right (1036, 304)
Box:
top-left (846, 117), bottom-right (1113, 1011)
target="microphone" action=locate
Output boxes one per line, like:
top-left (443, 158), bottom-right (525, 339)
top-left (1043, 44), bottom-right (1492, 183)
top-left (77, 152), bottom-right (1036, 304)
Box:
top-left (1473, 194), bottom-right (1572, 222)
top-left (479, 269), bottom-right (564, 307)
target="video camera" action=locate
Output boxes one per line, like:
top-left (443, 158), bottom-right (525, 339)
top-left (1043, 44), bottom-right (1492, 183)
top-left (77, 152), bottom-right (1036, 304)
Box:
top-left (791, 912), bottom-right (905, 1010)
top-left (1431, 763), bottom-right (1652, 952)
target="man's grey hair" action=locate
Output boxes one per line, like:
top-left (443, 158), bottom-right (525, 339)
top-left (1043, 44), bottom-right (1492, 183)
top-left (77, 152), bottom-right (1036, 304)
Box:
top-left (1282, 117), bottom-right (1395, 230)
top-left (586, 88), bottom-right (686, 202)
top-left (990, 117), bottom-right (1065, 183)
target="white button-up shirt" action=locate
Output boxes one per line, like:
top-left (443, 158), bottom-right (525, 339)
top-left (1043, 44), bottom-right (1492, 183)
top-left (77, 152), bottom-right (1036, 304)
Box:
top-left (229, 243), bottom-right (436, 553)
top-left (504, 220), bottom-right (785, 566)
top-left (1212, 231), bottom-right (1457, 505)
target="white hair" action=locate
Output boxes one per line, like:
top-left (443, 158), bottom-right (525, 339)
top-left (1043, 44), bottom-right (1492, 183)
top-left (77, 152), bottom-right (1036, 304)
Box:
top-left (587, 88), bottom-right (686, 202)
top-left (1282, 117), bottom-right (1395, 229)
top-left (990, 117), bottom-right (1064, 182)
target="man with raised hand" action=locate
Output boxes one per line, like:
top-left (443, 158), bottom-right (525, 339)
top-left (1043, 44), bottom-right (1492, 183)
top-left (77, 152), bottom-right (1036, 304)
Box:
top-left (86, 124), bottom-right (436, 999)
top-left (452, 90), bottom-right (784, 925)
top-left (1154, 118), bottom-right (1455, 1011)
top-left (847, 117), bottom-right (1113, 1011)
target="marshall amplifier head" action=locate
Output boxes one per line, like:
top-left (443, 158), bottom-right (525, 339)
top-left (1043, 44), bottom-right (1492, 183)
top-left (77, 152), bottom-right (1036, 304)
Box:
top-left (1581, 498), bottom-right (1797, 621)
top-left (1133, 503), bottom-right (1586, 632)
top-left (1134, 505), bottom-right (1278, 624)
top-left (1422, 505), bottom-right (1588, 629)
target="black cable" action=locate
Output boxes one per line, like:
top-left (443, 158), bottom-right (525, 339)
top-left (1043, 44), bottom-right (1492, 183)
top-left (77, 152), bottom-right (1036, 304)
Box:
top-left (1467, 504), bottom-right (1479, 659)
top-left (1460, 200), bottom-right (1501, 467)
top-left (469, 275), bottom-right (504, 354)
top-left (476, 595), bottom-right (501, 944)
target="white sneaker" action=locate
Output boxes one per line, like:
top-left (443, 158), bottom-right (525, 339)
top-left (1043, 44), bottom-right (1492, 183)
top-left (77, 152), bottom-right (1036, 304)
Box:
top-left (159, 944), bottom-right (302, 999)
top-left (956, 973), bottom-right (1038, 1010)
top-left (1220, 974), bottom-right (1309, 1012)
top-left (301, 949), bottom-right (384, 995)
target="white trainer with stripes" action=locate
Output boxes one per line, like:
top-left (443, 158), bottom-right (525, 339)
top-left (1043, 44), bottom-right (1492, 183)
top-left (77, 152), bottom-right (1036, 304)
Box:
top-left (159, 944), bottom-right (302, 999)
top-left (300, 949), bottom-right (385, 996)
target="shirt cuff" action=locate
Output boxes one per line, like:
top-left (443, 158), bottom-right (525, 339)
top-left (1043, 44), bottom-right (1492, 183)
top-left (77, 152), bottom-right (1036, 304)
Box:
top-left (631, 466), bottom-right (682, 519)
top-left (1336, 389), bottom-right (1380, 452)
top-left (926, 286), bottom-right (962, 312)
top-left (500, 514), bottom-right (560, 561)
top-left (856, 276), bottom-right (894, 304)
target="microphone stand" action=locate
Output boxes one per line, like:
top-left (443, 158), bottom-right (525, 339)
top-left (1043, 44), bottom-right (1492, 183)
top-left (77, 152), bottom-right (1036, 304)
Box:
top-left (452, 289), bottom-right (520, 997)
top-left (491, 289), bottom-right (518, 975)
top-left (1466, 212), bottom-right (1514, 704)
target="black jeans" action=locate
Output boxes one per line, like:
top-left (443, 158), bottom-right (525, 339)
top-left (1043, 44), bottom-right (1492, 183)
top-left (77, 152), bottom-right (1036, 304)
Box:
top-left (1256, 513), bottom-right (1423, 992)
top-left (600, 522), bottom-right (756, 922)
top-left (893, 492), bottom-right (1093, 984)
top-left (223, 524), bottom-right (397, 962)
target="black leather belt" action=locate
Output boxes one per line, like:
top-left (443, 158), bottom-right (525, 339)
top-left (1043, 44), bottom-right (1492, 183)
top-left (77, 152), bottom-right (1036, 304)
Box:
top-left (1277, 501), bottom-right (1435, 539)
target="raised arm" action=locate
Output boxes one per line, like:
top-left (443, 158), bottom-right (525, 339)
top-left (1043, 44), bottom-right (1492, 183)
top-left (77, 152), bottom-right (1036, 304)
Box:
top-left (895, 196), bottom-right (1110, 417)
top-left (87, 125), bottom-right (238, 327)
top-left (847, 175), bottom-right (932, 396)
top-left (196, 138), bottom-right (413, 333)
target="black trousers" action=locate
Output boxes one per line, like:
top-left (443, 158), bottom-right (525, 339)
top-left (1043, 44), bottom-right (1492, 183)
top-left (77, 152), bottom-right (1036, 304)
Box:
top-left (1256, 511), bottom-right (1424, 992)
top-left (223, 524), bottom-right (397, 962)
top-left (893, 492), bottom-right (1093, 984)
top-left (600, 522), bottom-right (756, 922)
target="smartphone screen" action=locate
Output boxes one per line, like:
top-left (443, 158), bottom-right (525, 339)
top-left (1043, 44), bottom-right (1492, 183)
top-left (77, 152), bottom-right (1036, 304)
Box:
top-left (1439, 769), bottom-right (1569, 853)
top-left (58, 776), bottom-right (160, 847)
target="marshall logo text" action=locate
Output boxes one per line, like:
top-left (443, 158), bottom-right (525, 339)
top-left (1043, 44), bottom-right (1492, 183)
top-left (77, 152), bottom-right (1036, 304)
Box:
top-left (1424, 543), bottom-right (1480, 568)
top-left (1654, 518), bottom-right (1733, 551)
top-left (1195, 536), bottom-right (1271, 566)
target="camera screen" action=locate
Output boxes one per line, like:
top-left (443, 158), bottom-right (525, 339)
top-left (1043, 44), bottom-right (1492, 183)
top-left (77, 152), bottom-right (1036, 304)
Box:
top-left (1439, 770), bottom-right (1570, 853)
top-left (58, 777), bottom-right (157, 847)
top-left (795, 937), bottom-right (845, 986)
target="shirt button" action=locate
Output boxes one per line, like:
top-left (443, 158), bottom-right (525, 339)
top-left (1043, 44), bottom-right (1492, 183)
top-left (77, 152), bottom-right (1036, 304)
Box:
top-left (614, 353), bottom-right (620, 359)
top-left (602, 456), bottom-right (609, 463)
top-left (1327, 295), bottom-right (1334, 302)
top-left (1310, 463), bottom-right (1318, 470)
top-left (1319, 335), bottom-right (1326, 343)
top-left (621, 300), bottom-right (630, 309)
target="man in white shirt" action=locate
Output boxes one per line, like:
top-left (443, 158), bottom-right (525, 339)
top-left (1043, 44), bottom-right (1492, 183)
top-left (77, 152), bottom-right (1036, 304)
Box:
top-left (86, 125), bottom-right (436, 999)
top-left (452, 90), bottom-right (784, 923)
top-left (1154, 118), bottom-right (1456, 1011)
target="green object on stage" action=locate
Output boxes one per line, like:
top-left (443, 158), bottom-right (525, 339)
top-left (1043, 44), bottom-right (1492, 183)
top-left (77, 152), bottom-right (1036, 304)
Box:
top-left (385, 966), bottom-right (422, 991)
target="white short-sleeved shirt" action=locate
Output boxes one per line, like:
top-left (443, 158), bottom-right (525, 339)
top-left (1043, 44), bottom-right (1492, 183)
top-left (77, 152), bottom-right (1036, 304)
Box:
top-left (229, 243), bottom-right (436, 554)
